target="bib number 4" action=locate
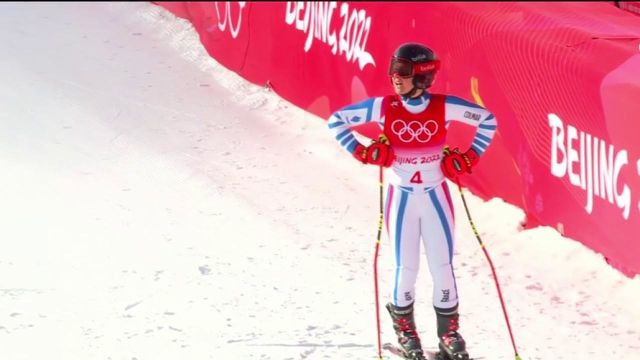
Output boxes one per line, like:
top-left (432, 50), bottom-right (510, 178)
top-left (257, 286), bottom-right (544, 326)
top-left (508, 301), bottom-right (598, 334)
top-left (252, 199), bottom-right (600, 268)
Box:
top-left (410, 171), bottom-right (423, 184)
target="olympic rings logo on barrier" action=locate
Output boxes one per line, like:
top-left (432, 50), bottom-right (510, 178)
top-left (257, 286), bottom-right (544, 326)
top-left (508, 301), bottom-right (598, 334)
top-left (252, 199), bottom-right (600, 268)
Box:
top-left (214, 1), bottom-right (246, 39)
top-left (391, 119), bottom-right (439, 143)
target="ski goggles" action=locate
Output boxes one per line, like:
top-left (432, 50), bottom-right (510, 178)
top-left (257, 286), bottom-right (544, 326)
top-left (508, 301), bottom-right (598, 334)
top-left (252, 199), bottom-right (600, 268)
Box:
top-left (388, 58), bottom-right (440, 77)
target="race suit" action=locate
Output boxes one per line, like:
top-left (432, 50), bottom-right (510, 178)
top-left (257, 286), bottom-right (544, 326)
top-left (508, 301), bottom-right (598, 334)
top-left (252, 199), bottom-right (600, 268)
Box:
top-left (328, 92), bottom-right (497, 312)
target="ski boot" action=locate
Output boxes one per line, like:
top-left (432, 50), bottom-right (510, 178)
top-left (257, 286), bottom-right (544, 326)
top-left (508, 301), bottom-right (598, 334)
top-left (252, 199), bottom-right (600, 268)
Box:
top-left (435, 310), bottom-right (469, 360)
top-left (386, 302), bottom-right (427, 360)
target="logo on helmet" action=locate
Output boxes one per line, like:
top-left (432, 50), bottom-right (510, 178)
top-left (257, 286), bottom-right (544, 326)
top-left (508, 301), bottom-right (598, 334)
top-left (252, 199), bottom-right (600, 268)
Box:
top-left (412, 53), bottom-right (428, 62)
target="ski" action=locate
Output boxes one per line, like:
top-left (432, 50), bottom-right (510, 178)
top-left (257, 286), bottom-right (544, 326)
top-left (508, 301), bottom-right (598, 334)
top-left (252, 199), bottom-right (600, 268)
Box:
top-left (382, 342), bottom-right (440, 360)
top-left (383, 342), bottom-right (483, 360)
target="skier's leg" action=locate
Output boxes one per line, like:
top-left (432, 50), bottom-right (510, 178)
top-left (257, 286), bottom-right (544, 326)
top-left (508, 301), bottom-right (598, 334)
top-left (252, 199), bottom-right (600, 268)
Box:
top-left (422, 182), bottom-right (458, 311)
top-left (385, 186), bottom-right (421, 307)
top-left (385, 186), bottom-right (425, 359)
top-left (422, 183), bottom-right (468, 359)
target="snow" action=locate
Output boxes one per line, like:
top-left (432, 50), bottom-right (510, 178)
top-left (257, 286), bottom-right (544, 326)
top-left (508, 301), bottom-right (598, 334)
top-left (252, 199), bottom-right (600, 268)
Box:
top-left (0, 2), bottom-right (638, 359)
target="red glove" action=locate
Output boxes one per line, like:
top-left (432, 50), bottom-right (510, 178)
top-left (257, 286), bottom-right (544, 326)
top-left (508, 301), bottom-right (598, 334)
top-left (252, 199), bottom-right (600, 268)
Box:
top-left (352, 142), bottom-right (395, 167)
top-left (352, 143), bottom-right (368, 164)
top-left (441, 147), bottom-right (479, 180)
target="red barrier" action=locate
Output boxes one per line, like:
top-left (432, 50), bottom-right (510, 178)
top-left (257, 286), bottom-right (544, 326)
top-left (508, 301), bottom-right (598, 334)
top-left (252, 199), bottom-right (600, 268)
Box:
top-left (618, 2), bottom-right (640, 16)
top-left (153, 2), bottom-right (640, 277)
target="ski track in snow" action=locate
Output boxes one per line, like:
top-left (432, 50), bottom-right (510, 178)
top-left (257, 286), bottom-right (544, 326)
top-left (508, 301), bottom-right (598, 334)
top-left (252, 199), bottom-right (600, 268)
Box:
top-left (0, 3), bottom-right (638, 360)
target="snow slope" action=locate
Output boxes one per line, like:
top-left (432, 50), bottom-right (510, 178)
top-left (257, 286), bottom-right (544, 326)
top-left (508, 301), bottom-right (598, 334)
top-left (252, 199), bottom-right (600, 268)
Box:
top-left (0, 3), bottom-right (638, 359)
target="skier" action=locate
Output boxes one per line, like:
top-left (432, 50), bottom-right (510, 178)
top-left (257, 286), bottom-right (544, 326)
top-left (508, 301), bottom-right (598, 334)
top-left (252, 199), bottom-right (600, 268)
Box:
top-left (327, 43), bottom-right (497, 360)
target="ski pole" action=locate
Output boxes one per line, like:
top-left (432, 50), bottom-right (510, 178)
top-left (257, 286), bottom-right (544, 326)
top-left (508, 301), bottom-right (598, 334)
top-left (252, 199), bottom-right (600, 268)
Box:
top-left (373, 134), bottom-right (388, 360)
top-left (373, 163), bottom-right (384, 360)
top-left (452, 176), bottom-right (522, 360)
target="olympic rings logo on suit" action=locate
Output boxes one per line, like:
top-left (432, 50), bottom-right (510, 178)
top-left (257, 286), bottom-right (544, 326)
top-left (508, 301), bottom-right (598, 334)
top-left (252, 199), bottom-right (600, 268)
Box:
top-left (390, 119), bottom-right (439, 143)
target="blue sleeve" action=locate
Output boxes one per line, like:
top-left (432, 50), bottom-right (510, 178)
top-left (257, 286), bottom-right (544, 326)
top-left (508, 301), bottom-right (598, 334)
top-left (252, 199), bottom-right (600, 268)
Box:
top-left (444, 95), bottom-right (498, 155)
top-left (327, 96), bottom-right (384, 154)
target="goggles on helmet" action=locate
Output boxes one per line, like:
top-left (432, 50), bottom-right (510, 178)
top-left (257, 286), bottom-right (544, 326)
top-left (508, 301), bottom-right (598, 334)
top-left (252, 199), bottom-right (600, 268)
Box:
top-left (388, 58), bottom-right (440, 78)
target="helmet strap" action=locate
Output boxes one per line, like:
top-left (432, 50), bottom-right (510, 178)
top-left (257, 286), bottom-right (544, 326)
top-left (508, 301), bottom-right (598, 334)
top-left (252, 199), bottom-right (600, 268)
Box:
top-left (403, 85), bottom-right (424, 99)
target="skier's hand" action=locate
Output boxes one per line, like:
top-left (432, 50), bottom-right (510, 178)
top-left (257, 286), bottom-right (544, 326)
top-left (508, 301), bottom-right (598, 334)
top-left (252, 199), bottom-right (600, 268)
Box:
top-left (352, 143), bottom-right (369, 164)
top-left (441, 147), bottom-right (479, 180)
top-left (366, 141), bottom-right (395, 167)
top-left (352, 142), bottom-right (395, 167)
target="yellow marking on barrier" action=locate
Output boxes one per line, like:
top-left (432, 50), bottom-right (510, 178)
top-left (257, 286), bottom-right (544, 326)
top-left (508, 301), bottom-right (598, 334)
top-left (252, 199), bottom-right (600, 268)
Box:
top-left (470, 77), bottom-right (485, 107)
